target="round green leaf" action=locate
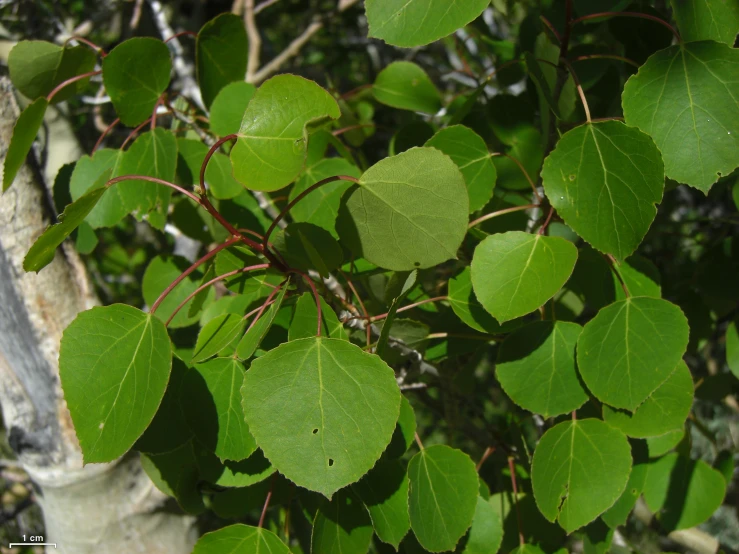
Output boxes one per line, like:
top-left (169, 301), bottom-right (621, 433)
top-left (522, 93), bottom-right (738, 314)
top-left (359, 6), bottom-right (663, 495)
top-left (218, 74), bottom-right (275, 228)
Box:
top-left (471, 232), bottom-right (578, 323)
top-left (373, 61), bottom-right (441, 114)
top-left (340, 147), bottom-right (468, 271)
top-left (69, 148), bottom-right (126, 228)
top-left (531, 419), bottom-right (632, 533)
top-left (59, 304), bottom-right (172, 463)
top-left (143, 255), bottom-right (208, 328)
top-left (205, 152), bottom-right (243, 200)
top-left (603, 361), bottom-right (694, 437)
top-left (3, 98), bottom-right (48, 192)
top-left (365, 0), bottom-right (490, 47)
top-left (289, 157), bottom-right (360, 238)
top-left (541, 121), bottom-right (664, 259)
top-left (408, 445), bottom-right (479, 552)
top-left (192, 524), bottom-right (290, 554)
top-left (353, 460), bottom-right (410, 549)
top-left (102, 38), bottom-right (172, 126)
top-left (181, 358), bottom-right (256, 461)
top-left (602, 455), bottom-right (649, 529)
top-left (643, 454), bottom-right (726, 531)
top-left (288, 292), bottom-right (347, 341)
top-left (209, 81), bottom-right (256, 137)
top-left (670, 0), bottom-right (739, 45)
top-left (196, 13), bottom-right (248, 108)
top-left (448, 267), bottom-right (508, 334)
top-left (241, 337), bottom-right (400, 497)
top-left (496, 321), bottom-right (588, 418)
top-left (577, 297), bottom-right (690, 411)
top-left (8, 41), bottom-right (96, 102)
top-left (311, 489), bottom-right (374, 553)
top-left (425, 125), bottom-right (497, 212)
top-left (463, 496), bottom-right (503, 554)
top-left (231, 75), bottom-right (340, 191)
top-left (622, 41), bottom-right (739, 192)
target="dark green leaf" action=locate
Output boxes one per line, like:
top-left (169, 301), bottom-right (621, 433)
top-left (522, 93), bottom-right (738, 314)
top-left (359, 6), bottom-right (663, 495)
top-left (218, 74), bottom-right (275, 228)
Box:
top-left (235, 281), bottom-right (288, 360)
top-left (192, 314), bottom-right (246, 364)
top-left (196, 13), bottom-right (248, 108)
top-left (288, 292), bottom-right (347, 341)
top-left (69, 148), bottom-right (125, 228)
top-left (272, 223), bottom-right (343, 277)
top-left (3, 98), bottom-right (48, 192)
top-left (312, 489), bottom-right (374, 553)
top-left (671, 0), bottom-right (739, 44)
top-left (143, 255), bottom-right (210, 328)
top-left (462, 496), bottom-right (503, 554)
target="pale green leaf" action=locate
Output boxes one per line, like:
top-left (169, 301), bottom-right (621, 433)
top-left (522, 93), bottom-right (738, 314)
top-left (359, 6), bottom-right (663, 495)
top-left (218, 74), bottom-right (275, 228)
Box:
top-left (671, 0), bottom-right (739, 44)
top-left (603, 361), bottom-right (694, 437)
top-left (241, 337), bottom-right (400, 497)
top-left (541, 121), bottom-right (664, 259)
top-left (210, 81), bottom-right (256, 137)
top-left (577, 297), bottom-right (690, 411)
top-left (196, 13), bottom-right (247, 108)
top-left (407, 445), bottom-right (479, 552)
top-left (288, 293), bottom-right (347, 341)
top-left (647, 428), bottom-right (686, 457)
top-left (69, 148), bottom-right (126, 228)
top-left (191, 314), bottom-right (246, 364)
top-left (531, 419), bottom-right (632, 533)
top-left (496, 321), bottom-right (588, 418)
top-left (340, 147), bottom-right (468, 271)
top-left (235, 282), bottom-right (288, 360)
top-left (471, 232), bottom-right (578, 323)
top-left (231, 75), bottom-right (340, 191)
top-left (643, 453), bottom-right (726, 530)
top-left (373, 61), bottom-right (441, 113)
top-left (204, 152), bottom-right (243, 200)
top-left (365, 0), bottom-right (490, 47)
top-left (192, 524), bottom-right (290, 554)
top-left (59, 304), bottom-right (172, 463)
top-left (448, 267), bottom-right (510, 334)
top-left (425, 125), bottom-right (497, 212)
top-left (463, 496), bottom-right (503, 554)
top-left (311, 489), bottom-right (374, 553)
top-left (102, 38), bottom-right (172, 126)
top-left (3, 98), bottom-right (48, 191)
top-left (602, 452), bottom-right (649, 529)
top-left (622, 41), bottom-right (739, 191)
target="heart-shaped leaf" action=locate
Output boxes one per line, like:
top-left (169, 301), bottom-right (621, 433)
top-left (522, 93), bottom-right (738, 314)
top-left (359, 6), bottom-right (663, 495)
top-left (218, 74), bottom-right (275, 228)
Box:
top-left (196, 13), bottom-right (247, 108)
top-left (209, 81), bottom-right (256, 137)
top-left (192, 524), bottom-right (290, 554)
top-left (373, 61), bottom-right (441, 113)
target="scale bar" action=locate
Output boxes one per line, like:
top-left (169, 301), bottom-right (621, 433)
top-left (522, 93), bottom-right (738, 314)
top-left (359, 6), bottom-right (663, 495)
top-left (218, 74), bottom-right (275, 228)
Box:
top-left (9, 544), bottom-right (57, 548)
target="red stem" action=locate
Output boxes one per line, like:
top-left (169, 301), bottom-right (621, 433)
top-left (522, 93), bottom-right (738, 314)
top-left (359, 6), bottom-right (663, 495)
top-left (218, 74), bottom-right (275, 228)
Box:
top-left (105, 174), bottom-right (202, 204)
top-left (491, 153), bottom-right (541, 202)
top-left (258, 474), bottom-right (277, 528)
top-left (345, 296), bottom-right (447, 323)
top-left (476, 446), bottom-right (495, 472)
top-left (571, 54), bottom-right (640, 68)
top-left (539, 16), bottom-right (562, 43)
top-left (538, 206), bottom-right (556, 235)
top-left (572, 11), bottom-right (681, 42)
top-left (200, 134), bottom-right (238, 195)
top-left (46, 70), bottom-right (101, 102)
top-left (150, 96), bottom-right (164, 131)
top-left (508, 457), bottom-right (525, 547)
top-left (244, 279), bottom-right (287, 334)
top-left (92, 117), bottom-right (120, 153)
top-left (469, 204), bottom-right (538, 229)
top-left (65, 36), bottom-right (107, 57)
top-left (149, 237), bottom-right (242, 315)
top-left (289, 271), bottom-right (322, 337)
top-left (121, 112), bottom-right (171, 149)
top-left (165, 31), bottom-right (198, 43)
top-left (164, 263), bottom-right (270, 326)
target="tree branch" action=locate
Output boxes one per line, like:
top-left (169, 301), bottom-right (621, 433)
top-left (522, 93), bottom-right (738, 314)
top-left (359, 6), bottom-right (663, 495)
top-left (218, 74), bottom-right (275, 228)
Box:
top-left (245, 0), bottom-right (262, 81)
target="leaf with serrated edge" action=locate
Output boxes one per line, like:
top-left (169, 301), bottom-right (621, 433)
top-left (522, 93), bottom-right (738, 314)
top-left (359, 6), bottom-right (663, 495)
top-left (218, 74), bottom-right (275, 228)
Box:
top-left (577, 297), bottom-right (690, 411)
top-left (622, 41), bottom-right (739, 192)
top-left (496, 321), bottom-right (587, 418)
top-left (603, 361), bottom-right (693, 437)
top-left (670, 0), bottom-right (739, 45)
top-left (408, 444), bottom-right (479, 552)
top-left (59, 304), bottom-right (172, 463)
top-left (231, 75), bottom-right (340, 192)
top-left (192, 524), bottom-right (290, 554)
top-left (463, 496), bottom-right (504, 554)
top-left (531, 419), bottom-right (632, 533)
top-left (471, 231), bottom-right (578, 323)
top-left (541, 121), bottom-right (664, 259)
top-left (241, 337), bottom-right (400, 498)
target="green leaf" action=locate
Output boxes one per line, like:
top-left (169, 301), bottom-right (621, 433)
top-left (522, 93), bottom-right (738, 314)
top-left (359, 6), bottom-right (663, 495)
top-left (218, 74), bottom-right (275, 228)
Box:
top-left (577, 297), bottom-right (690, 411)
top-left (231, 75), bottom-right (340, 191)
top-left (603, 361), bottom-right (694, 437)
top-left (69, 148), bottom-right (126, 228)
top-left (59, 304), bottom-right (172, 463)
top-left (340, 147), bottom-right (469, 271)
top-left (312, 489), bottom-right (374, 553)
top-left (3, 98), bottom-right (48, 192)
top-left (289, 293), bottom-right (347, 341)
top-left (425, 125), bottom-right (497, 212)
top-left (289, 158), bottom-right (361, 238)
top-left (102, 37), bottom-right (172, 126)
top-left (353, 460), bottom-right (410, 549)
top-left (196, 446), bottom-right (275, 488)
top-left (492, 127), bottom-right (544, 191)
top-left (647, 428), bottom-right (686, 457)
top-left (189, 262), bottom-right (216, 319)
top-left (532, 33), bottom-right (576, 128)
top-left (192, 524), bottom-right (290, 554)
top-left (143, 256), bottom-right (209, 328)
top-left (510, 546), bottom-right (546, 554)
top-left (643, 454), bottom-right (726, 530)
top-left (671, 0), bottom-right (739, 44)
top-left (471, 232), bottom-right (578, 323)
top-left (602, 446), bottom-right (649, 528)
top-left (365, 0), bottom-right (490, 47)
top-left (209, 81), bottom-right (256, 137)
top-left (462, 496), bottom-right (503, 554)
top-left (181, 358), bottom-right (256, 461)
top-left (622, 41), bottom-right (739, 192)
top-left (726, 319), bottom-right (739, 379)
top-left (140, 440), bottom-right (205, 514)
top-left (496, 321), bottom-right (588, 418)
top-left (115, 128), bottom-right (178, 225)
top-left (196, 13), bottom-right (248, 108)
top-left (235, 282), bottom-right (288, 360)
top-left (272, 223), bottom-right (343, 277)
top-left (407, 445), bottom-right (479, 552)
top-left (8, 41), bottom-right (96, 102)
top-left (205, 152), bottom-right (243, 200)
top-left (377, 270), bottom-right (417, 360)
top-left (531, 419), bottom-right (632, 533)
top-left (23, 187), bottom-right (106, 272)
top-left (385, 395), bottom-right (417, 459)
top-left (241, 337), bottom-right (400, 497)
top-left (373, 61), bottom-right (441, 113)
top-left (192, 313), bottom-right (246, 364)
top-left (541, 121), bottom-right (665, 259)
top-left (448, 267), bottom-right (509, 334)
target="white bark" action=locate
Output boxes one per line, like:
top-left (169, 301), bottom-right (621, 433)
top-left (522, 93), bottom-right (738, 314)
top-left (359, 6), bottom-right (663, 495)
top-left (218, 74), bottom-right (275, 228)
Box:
top-left (0, 77), bottom-right (196, 554)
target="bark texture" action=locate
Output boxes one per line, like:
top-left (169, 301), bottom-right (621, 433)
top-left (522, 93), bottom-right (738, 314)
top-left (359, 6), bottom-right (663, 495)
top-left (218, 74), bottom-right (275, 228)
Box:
top-left (0, 76), bottom-right (196, 554)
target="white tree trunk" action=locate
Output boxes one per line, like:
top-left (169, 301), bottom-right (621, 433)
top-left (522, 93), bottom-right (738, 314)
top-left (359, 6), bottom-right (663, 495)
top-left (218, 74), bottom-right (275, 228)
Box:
top-left (0, 77), bottom-right (196, 554)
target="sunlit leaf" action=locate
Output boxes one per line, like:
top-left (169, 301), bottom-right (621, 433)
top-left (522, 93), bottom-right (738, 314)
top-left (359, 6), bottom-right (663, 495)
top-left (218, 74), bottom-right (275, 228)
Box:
top-left (373, 61), bottom-right (441, 113)
top-left (3, 98), bottom-right (48, 191)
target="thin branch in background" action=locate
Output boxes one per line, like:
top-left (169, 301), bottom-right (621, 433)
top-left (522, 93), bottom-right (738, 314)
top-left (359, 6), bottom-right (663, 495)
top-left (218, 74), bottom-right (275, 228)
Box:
top-left (508, 456), bottom-right (526, 547)
top-left (254, 0), bottom-right (280, 15)
top-left (244, 0), bottom-right (262, 81)
top-left (476, 446), bottom-right (495, 472)
top-left (468, 204), bottom-right (538, 229)
top-left (560, 57), bottom-right (591, 122)
top-left (130, 0), bottom-right (145, 29)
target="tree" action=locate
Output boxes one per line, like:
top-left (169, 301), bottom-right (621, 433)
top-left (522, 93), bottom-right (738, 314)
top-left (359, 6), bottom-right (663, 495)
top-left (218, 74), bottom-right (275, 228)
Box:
top-left (1, 0), bottom-right (738, 553)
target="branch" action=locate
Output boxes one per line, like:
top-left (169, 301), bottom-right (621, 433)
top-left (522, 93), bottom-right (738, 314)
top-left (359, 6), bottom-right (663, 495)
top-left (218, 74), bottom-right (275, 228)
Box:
top-left (245, 0), bottom-right (262, 81)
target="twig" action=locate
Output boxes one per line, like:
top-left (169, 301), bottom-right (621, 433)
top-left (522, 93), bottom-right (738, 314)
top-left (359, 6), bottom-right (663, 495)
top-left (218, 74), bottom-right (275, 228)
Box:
top-left (245, 0), bottom-right (262, 81)
top-left (254, 0), bottom-right (280, 14)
